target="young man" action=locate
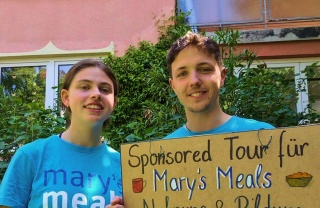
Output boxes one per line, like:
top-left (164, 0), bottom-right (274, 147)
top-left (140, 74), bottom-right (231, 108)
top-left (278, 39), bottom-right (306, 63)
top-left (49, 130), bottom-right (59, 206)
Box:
top-left (165, 31), bottom-right (274, 139)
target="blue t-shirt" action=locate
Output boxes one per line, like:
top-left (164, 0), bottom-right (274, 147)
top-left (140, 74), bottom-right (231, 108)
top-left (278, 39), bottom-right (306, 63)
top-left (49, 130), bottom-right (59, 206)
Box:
top-left (164, 116), bottom-right (274, 139)
top-left (0, 135), bottom-right (122, 208)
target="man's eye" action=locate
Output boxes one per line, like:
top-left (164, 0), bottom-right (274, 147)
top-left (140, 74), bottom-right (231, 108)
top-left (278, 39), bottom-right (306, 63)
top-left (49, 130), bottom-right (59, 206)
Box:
top-left (177, 72), bottom-right (187, 77)
top-left (101, 87), bottom-right (111, 93)
top-left (200, 68), bottom-right (211, 72)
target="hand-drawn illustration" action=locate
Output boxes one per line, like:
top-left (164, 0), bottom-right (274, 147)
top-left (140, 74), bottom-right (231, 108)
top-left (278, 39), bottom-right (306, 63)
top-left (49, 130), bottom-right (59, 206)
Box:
top-left (132, 177), bottom-right (147, 193)
top-left (286, 172), bottom-right (313, 187)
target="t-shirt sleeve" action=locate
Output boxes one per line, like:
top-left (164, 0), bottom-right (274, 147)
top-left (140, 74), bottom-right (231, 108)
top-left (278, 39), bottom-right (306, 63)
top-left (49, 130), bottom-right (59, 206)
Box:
top-left (0, 149), bottom-right (34, 207)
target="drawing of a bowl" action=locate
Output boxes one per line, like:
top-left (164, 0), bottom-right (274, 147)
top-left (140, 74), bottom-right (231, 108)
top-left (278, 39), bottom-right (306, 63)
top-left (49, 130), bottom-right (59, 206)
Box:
top-left (286, 172), bottom-right (313, 187)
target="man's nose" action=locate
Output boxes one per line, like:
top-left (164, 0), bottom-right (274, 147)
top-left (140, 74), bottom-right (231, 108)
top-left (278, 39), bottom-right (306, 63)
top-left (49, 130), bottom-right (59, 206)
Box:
top-left (190, 71), bottom-right (201, 87)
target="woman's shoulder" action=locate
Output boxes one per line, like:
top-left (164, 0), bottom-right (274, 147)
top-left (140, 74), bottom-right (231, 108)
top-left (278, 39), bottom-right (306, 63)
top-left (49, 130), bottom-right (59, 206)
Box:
top-left (17, 134), bottom-right (59, 154)
top-left (105, 144), bottom-right (120, 158)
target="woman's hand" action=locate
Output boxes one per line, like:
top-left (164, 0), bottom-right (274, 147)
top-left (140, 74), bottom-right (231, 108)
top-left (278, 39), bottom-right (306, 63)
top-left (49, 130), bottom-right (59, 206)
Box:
top-left (106, 196), bottom-right (124, 208)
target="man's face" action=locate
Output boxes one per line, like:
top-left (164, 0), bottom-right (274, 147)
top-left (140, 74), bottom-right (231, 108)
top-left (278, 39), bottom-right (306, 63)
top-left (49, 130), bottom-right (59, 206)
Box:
top-left (169, 45), bottom-right (226, 114)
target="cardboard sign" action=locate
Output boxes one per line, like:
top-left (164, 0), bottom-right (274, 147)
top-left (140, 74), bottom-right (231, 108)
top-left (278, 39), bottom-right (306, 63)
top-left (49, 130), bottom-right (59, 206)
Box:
top-left (120, 125), bottom-right (320, 208)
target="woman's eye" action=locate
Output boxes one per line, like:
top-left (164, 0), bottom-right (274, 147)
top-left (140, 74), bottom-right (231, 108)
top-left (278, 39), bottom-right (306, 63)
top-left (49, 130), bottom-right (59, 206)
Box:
top-left (80, 85), bottom-right (89, 90)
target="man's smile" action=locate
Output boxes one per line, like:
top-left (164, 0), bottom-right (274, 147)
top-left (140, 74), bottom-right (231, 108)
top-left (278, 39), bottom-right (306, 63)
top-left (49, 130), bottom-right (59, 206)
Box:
top-left (84, 104), bottom-right (103, 110)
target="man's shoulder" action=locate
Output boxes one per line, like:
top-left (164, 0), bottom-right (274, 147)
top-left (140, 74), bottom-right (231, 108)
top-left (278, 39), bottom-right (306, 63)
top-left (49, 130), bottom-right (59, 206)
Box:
top-left (164, 126), bottom-right (188, 139)
top-left (230, 116), bottom-right (275, 130)
top-left (164, 116), bottom-right (274, 139)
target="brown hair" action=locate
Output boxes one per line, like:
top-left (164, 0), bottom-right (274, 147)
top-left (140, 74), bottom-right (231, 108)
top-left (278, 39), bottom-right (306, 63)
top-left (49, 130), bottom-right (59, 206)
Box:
top-left (166, 31), bottom-right (222, 77)
top-left (61, 59), bottom-right (119, 128)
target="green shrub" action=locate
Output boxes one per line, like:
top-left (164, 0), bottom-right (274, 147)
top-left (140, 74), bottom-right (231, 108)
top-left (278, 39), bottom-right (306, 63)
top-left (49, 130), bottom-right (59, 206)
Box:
top-left (1, 12), bottom-right (319, 181)
top-left (0, 86), bottom-right (65, 180)
top-left (214, 29), bottom-right (319, 127)
top-left (214, 29), bottom-right (298, 127)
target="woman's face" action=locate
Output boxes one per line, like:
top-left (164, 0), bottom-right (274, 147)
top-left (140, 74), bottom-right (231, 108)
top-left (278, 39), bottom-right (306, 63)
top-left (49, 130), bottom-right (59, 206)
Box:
top-left (61, 66), bottom-right (117, 128)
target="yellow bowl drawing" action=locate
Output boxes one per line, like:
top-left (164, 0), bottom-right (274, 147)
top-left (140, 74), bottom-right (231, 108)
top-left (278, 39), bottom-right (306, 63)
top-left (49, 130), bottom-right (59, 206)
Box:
top-left (286, 176), bottom-right (312, 187)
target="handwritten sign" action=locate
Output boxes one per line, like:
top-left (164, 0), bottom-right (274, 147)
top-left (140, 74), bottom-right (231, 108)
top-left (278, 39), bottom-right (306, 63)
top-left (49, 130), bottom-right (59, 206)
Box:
top-left (120, 125), bottom-right (320, 207)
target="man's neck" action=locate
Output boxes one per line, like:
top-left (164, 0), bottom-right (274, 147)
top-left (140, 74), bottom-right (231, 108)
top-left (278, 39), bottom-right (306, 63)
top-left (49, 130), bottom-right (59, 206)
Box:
top-left (185, 109), bottom-right (231, 132)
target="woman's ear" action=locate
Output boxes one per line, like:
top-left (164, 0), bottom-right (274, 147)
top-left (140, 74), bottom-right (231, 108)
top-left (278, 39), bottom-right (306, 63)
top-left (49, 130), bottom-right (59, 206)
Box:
top-left (61, 89), bottom-right (69, 107)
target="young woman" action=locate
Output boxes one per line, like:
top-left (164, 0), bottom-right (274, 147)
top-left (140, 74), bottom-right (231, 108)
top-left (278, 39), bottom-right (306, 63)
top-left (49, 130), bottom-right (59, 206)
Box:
top-left (0, 59), bottom-right (124, 208)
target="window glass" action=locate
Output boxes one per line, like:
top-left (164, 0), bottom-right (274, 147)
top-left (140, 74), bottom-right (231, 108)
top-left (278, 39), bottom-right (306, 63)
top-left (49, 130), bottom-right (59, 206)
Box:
top-left (179, 0), bottom-right (320, 26)
top-left (57, 64), bottom-right (73, 114)
top-left (306, 66), bottom-right (320, 113)
top-left (1, 66), bottom-right (46, 105)
top-left (267, 67), bottom-right (297, 112)
top-left (58, 64), bottom-right (73, 86)
top-left (178, 0), bottom-right (262, 25)
top-left (270, 0), bottom-right (320, 20)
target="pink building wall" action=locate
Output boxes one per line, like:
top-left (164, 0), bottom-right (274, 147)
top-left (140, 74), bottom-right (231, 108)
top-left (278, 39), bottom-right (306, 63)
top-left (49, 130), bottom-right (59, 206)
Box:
top-left (0, 0), bottom-right (175, 56)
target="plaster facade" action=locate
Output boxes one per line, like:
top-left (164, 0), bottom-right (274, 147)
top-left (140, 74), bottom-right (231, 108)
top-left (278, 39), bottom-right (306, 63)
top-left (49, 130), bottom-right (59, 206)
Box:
top-left (0, 0), bottom-right (175, 56)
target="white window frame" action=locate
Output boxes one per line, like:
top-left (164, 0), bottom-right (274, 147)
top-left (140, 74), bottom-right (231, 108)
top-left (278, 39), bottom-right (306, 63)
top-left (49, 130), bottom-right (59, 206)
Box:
top-left (52, 60), bottom-right (80, 109)
top-left (1, 59), bottom-right (83, 109)
top-left (0, 61), bottom-right (53, 108)
top-left (179, 0), bottom-right (320, 26)
top-left (178, 0), bottom-right (264, 26)
top-left (260, 59), bottom-right (320, 114)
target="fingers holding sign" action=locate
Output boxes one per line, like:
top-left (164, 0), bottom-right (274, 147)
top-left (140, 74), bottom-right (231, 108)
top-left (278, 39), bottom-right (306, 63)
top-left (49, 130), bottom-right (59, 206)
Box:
top-left (106, 196), bottom-right (124, 208)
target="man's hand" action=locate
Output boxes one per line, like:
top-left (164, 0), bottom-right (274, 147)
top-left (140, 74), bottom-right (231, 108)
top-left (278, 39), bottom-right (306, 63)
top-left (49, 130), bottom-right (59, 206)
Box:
top-left (106, 196), bottom-right (124, 208)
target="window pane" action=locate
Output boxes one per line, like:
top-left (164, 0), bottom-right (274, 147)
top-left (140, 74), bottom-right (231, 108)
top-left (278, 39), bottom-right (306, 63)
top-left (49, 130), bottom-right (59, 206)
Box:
top-left (57, 64), bottom-right (72, 116)
top-left (267, 67), bottom-right (297, 112)
top-left (58, 64), bottom-right (73, 86)
top-left (178, 0), bottom-right (263, 25)
top-left (1, 66), bottom-right (46, 105)
top-left (270, 0), bottom-right (320, 20)
top-left (306, 66), bottom-right (320, 113)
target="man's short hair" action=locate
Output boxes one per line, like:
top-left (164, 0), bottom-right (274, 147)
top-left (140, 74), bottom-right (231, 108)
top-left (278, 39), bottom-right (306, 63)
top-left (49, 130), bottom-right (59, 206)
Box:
top-left (166, 31), bottom-right (222, 77)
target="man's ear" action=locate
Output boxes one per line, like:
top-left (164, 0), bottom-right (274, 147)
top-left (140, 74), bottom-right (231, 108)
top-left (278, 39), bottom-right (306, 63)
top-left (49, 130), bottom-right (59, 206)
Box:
top-left (169, 77), bottom-right (175, 90)
top-left (112, 97), bottom-right (118, 110)
top-left (61, 89), bottom-right (69, 107)
top-left (220, 67), bottom-right (227, 87)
